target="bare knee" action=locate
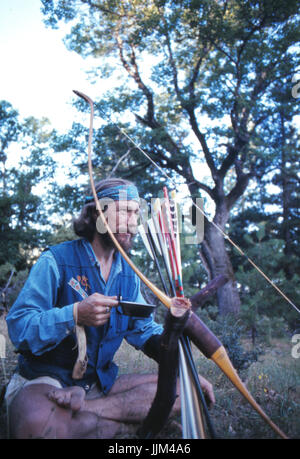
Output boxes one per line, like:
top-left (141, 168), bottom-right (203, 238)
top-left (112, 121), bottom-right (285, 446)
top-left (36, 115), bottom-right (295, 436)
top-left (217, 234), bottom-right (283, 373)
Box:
top-left (9, 384), bottom-right (71, 439)
top-left (69, 410), bottom-right (100, 439)
top-left (15, 406), bottom-right (57, 439)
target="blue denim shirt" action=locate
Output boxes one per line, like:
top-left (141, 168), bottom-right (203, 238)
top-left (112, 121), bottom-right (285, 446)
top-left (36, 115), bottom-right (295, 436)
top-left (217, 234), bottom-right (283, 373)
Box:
top-left (6, 239), bottom-right (163, 393)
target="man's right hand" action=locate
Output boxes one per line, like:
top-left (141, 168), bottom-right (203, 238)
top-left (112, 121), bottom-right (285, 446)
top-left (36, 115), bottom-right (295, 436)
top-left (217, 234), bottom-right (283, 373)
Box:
top-left (77, 293), bottom-right (118, 327)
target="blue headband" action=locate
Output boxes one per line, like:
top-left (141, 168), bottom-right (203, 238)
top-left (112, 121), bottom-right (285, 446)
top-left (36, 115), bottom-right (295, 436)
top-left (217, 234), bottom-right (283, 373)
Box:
top-left (85, 185), bottom-right (140, 204)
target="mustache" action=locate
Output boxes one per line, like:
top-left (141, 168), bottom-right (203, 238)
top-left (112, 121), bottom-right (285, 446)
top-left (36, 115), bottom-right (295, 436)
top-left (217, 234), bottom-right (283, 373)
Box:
top-left (117, 226), bottom-right (137, 235)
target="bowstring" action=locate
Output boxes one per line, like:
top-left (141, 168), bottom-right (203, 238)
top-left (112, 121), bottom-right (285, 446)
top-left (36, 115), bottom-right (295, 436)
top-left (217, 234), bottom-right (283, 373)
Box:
top-left (95, 106), bottom-right (300, 316)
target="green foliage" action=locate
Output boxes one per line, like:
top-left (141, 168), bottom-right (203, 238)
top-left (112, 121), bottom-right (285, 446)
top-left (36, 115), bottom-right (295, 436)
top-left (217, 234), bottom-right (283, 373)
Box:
top-left (0, 101), bottom-right (59, 272)
top-left (41, 0), bottom-right (300, 185)
top-left (0, 263), bottom-right (15, 289)
top-left (47, 218), bottom-right (77, 245)
top-left (40, 0), bottom-right (300, 317)
top-left (0, 262), bottom-right (29, 312)
top-left (245, 356), bottom-right (300, 439)
top-left (4, 269), bottom-right (29, 310)
top-left (198, 307), bottom-right (260, 370)
top-left (232, 223), bottom-right (300, 335)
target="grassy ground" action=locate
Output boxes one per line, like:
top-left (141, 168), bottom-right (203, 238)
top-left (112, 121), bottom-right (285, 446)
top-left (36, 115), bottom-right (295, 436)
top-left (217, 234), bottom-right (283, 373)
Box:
top-left (115, 337), bottom-right (300, 439)
top-left (0, 314), bottom-right (299, 439)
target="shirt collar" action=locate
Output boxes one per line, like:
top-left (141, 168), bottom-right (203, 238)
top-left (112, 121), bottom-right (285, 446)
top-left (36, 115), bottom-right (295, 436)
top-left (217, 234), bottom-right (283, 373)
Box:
top-left (82, 238), bottom-right (123, 277)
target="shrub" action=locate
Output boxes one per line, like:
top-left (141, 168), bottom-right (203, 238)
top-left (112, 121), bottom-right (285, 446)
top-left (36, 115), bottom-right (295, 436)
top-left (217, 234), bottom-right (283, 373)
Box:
top-left (209, 314), bottom-right (261, 371)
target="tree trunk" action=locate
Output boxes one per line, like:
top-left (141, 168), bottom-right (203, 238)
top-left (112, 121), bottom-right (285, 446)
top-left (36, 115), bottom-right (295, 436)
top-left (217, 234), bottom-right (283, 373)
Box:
top-left (198, 203), bottom-right (241, 315)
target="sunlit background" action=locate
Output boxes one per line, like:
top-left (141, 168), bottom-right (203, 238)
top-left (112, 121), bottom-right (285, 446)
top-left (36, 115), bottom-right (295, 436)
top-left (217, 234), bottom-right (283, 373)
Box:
top-left (0, 0), bottom-right (95, 131)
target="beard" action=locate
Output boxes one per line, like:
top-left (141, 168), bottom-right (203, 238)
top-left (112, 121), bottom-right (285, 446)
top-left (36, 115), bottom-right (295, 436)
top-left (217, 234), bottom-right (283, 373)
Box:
top-left (99, 229), bottom-right (135, 254)
top-left (115, 231), bottom-right (135, 253)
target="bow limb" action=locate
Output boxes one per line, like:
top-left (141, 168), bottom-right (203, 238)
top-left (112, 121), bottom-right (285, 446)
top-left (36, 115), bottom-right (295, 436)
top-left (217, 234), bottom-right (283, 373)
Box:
top-left (73, 90), bottom-right (288, 439)
top-left (73, 90), bottom-right (172, 309)
top-left (184, 311), bottom-right (288, 439)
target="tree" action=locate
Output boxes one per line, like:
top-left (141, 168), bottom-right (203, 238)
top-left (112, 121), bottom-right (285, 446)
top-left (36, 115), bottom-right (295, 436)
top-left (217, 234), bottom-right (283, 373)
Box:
top-left (41, 0), bottom-right (300, 315)
top-left (264, 86), bottom-right (300, 280)
top-left (0, 101), bottom-right (21, 194)
top-left (0, 101), bottom-right (56, 271)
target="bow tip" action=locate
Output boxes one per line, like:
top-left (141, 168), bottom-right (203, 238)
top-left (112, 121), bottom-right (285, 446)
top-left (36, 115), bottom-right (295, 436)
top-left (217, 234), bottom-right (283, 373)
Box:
top-left (72, 90), bottom-right (93, 105)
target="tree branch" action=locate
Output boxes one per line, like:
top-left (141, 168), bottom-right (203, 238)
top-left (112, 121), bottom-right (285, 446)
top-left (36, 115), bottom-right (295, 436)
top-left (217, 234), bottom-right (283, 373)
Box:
top-left (186, 109), bottom-right (218, 182)
top-left (107, 148), bottom-right (132, 177)
top-left (226, 171), bottom-right (253, 210)
top-left (115, 25), bottom-right (159, 129)
top-left (190, 275), bottom-right (228, 311)
top-left (162, 18), bottom-right (181, 100)
top-left (159, 9), bottom-right (219, 187)
top-left (218, 145), bottom-right (238, 179)
top-left (82, 0), bottom-right (124, 18)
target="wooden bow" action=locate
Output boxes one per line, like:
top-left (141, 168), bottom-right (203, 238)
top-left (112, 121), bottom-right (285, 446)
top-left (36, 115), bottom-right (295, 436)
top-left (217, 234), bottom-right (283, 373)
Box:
top-left (73, 90), bottom-right (288, 439)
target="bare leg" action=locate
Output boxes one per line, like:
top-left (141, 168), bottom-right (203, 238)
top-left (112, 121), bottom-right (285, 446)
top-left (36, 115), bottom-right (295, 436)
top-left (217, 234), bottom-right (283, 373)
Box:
top-left (8, 371), bottom-right (214, 439)
top-left (8, 374), bottom-right (180, 439)
top-left (108, 373), bottom-right (158, 395)
top-left (9, 383), bottom-right (138, 439)
top-left (83, 375), bottom-right (181, 423)
top-left (47, 374), bottom-right (160, 415)
top-left (49, 374), bottom-right (180, 424)
top-left (9, 384), bottom-right (72, 439)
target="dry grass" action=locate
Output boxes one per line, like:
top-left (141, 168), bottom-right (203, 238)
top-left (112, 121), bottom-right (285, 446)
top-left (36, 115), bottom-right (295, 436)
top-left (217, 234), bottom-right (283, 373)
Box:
top-left (1, 314), bottom-right (299, 439)
top-left (114, 339), bottom-right (300, 439)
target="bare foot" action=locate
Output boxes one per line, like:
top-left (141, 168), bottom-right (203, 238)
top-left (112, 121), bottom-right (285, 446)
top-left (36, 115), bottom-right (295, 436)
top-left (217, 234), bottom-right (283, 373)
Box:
top-left (48, 386), bottom-right (86, 413)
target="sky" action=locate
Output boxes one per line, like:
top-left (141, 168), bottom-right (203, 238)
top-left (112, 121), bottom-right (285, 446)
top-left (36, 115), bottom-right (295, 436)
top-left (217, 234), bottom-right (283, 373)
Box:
top-left (0, 0), bottom-right (99, 131)
top-left (0, 1), bottom-right (298, 205)
top-left (0, 0), bottom-right (109, 193)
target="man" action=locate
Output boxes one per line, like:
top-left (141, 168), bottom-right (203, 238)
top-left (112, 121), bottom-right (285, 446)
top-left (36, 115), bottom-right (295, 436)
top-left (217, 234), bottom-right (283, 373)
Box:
top-left (5, 178), bottom-right (214, 439)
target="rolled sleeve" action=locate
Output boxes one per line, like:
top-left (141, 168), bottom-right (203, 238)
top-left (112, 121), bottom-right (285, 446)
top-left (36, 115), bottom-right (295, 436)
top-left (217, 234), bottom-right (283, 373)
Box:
top-left (126, 315), bottom-right (163, 350)
top-left (6, 252), bottom-right (75, 355)
top-left (125, 282), bottom-right (163, 349)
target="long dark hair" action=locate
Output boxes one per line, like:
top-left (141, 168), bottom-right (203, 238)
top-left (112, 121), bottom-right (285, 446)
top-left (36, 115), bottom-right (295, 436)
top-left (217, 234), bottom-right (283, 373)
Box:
top-left (73, 177), bottom-right (134, 242)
